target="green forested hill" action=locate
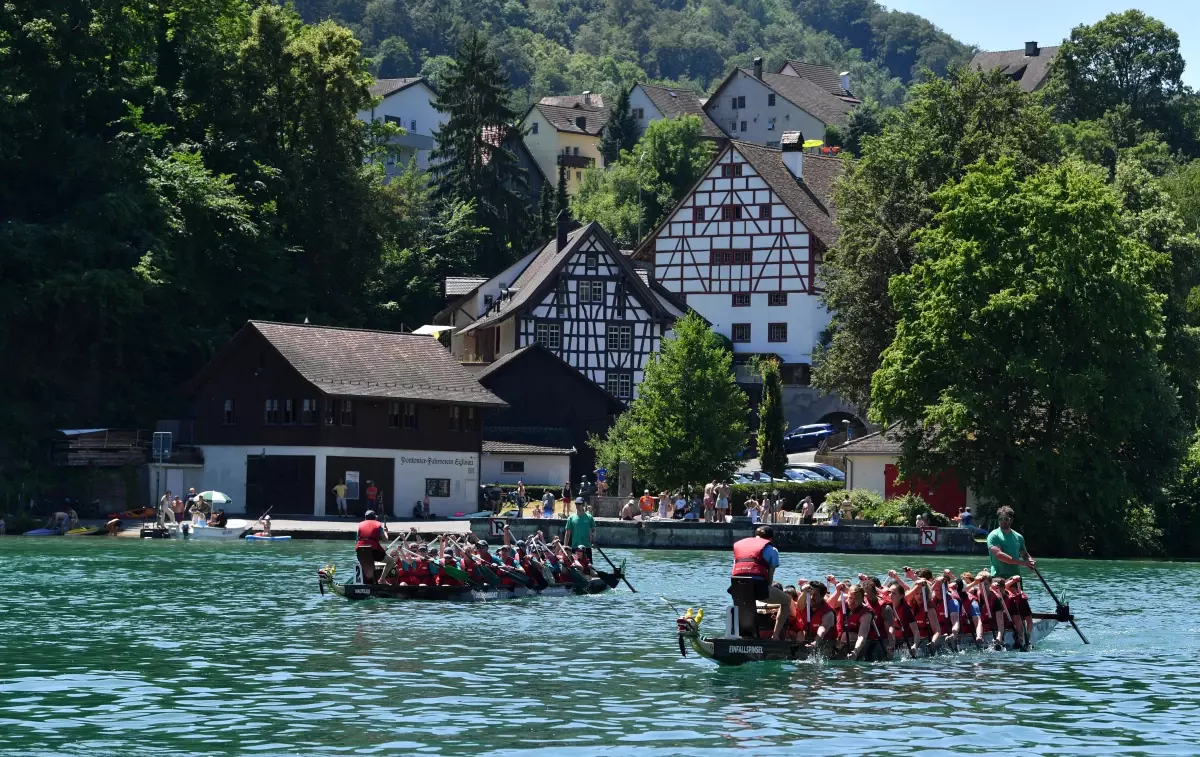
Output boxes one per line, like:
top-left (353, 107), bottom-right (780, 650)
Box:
top-left (290, 0), bottom-right (974, 105)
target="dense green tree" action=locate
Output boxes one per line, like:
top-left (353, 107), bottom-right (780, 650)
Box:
top-left (556, 163), bottom-right (570, 217)
top-left (428, 30), bottom-right (529, 273)
top-left (591, 313), bottom-right (748, 491)
top-left (871, 158), bottom-right (1181, 557)
top-left (600, 88), bottom-right (639, 166)
top-left (755, 359), bottom-right (787, 479)
top-left (574, 115), bottom-right (715, 245)
top-left (538, 180), bottom-right (556, 240)
top-left (1047, 11), bottom-right (1192, 155)
top-left (843, 100), bottom-right (886, 157)
top-left (814, 68), bottom-right (1059, 410)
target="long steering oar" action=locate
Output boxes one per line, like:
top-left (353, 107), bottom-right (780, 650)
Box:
top-left (593, 544), bottom-right (636, 593)
top-left (1030, 563), bottom-right (1089, 644)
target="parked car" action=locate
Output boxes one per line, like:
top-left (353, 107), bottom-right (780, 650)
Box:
top-left (730, 473), bottom-right (757, 485)
top-left (735, 471), bottom-right (787, 484)
top-left (783, 423), bottom-right (835, 452)
top-left (785, 462), bottom-right (847, 482)
top-left (779, 468), bottom-right (823, 482)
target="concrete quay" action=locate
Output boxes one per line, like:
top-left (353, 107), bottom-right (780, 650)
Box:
top-left (470, 517), bottom-right (984, 555)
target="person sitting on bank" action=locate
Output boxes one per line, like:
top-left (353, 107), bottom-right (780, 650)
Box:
top-left (731, 526), bottom-right (791, 641)
top-left (355, 510), bottom-right (390, 584)
top-left (620, 499), bottom-right (636, 520)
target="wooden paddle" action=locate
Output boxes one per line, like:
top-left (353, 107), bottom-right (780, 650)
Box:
top-left (1030, 563), bottom-right (1089, 644)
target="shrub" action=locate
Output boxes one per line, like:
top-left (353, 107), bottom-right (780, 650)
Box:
top-left (853, 492), bottom-right (952, 527)
top-left (730, 481), bottom-right (844, 514)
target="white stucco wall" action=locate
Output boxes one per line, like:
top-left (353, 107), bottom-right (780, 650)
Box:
top-left (199, 445), bottom-right (478, 517)
top-left (629, 86), bottom-right (665, 135)
top-left (686, 291), bottom-right (829, 364)
top-left (481, 453), bottom-right (571, 486)
top-left (357, 82), bottom-right (444, 170)
top-left (704, 71), bottom-right (828, 147)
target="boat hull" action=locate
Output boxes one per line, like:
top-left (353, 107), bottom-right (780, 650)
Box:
top-left (681, 619), bottom-right (1065, 667)
top-left (244, 535), bottom-right (292, 542)
top-left (318, 565), bottom-right (617, 602)
top-left (168, 519), bottom-right (249, 540)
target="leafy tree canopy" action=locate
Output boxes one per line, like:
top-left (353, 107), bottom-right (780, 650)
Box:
top-left (870, 158), bottom-right (1181, 557)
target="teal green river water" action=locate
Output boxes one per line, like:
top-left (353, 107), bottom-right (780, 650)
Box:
top-left (2, 538), bottom-right (1199, 756)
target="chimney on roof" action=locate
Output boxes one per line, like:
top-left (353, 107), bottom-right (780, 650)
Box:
top-left (1025, 41), bottom-right (1040, 56)
top-left (839, 70), bottom-right (851, 94)
top-left (556, 209), bottom-right (570, 252)
top-left (583, 90), bottom-right (592, 105)
top-left (780, 131), bottom-right (804, 180)
top-left (753, 57), bottom-right (763, 80)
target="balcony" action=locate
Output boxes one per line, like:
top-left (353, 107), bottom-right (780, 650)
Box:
top-left (557, 153), bottom-right (595, 169)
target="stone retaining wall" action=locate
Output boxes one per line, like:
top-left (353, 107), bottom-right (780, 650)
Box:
top-left (470, 517), bottom-right (983, 554)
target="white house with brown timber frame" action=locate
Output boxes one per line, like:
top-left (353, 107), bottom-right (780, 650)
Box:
top-left (633, 134), bottom-right (843, 375)
top-left (441, 217), bottom-right (688, 402)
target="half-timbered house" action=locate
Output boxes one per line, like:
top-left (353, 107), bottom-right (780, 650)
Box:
top-left (633, 134), bottom-right (843, 382)
top-left (444, 217), bottom-right (687, 402)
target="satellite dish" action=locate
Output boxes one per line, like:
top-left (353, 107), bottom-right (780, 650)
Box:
top-left (802, 139), bottom-right (824, 148)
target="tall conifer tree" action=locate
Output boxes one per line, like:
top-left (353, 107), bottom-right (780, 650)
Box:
top-left (600, 88), bottom-right (639, 165)
top-left (756, 359), bottom-right (787, 479)
top-left (556, 163), bottom-right (570, 216)
top-left (429, 30), bottom-right (528, 272)
top-left (538, 180), bottom-right (555, 239)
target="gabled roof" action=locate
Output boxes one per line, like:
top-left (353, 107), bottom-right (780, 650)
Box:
top-left (529, 103), bottom-right (611, 135)
top-left (190, 321), bottom-right (506, 407)
top-left (483, 426), bottom-right (576, 455)
top-left (830, 423), bottom-right (900, 455)
top-left (446, 277), bottom-right (487, 297)
top-left (483, 439), bottom-right (575, 455)
top-left (779, 62), bottom-right (853, 98)
top-left (460, 222), bottom-right (680, 335)
top-left (369, 77), bottom-right (430, 99)
top-left (970, 46), bottom-right (1059, 92)
top-left (633, 140), bottom-right (844, 260)
top-left (475, 345), bottom-right (626, 413)
top-left (540, 93), bottom-right (606, 109)
top-left (760, 72), bottom-right (859, 127)
top-left (633, 84), bottom-right (725, 139)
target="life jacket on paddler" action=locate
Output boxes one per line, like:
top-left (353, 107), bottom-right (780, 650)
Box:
top-left (730, 536), bottom-right (771, 579)
top-left (864, 594), bottom-right (885, 640)
top-left (411, 555), bottom-right (434, 585)
top-left (842, 603), bottom-right (875, 640)
top-left (355, 519), bottom-right (385, 551)
top-left (911, 591), bottom-right (932, 639)
top-left (437, 554), bottom-right (462, 586)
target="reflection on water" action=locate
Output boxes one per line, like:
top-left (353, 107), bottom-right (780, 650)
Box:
top-left (1, 539), bottom-right (1199, 755)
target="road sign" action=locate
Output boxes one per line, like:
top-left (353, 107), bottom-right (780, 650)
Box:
top-left (919, 527), bottom-right (938, 548)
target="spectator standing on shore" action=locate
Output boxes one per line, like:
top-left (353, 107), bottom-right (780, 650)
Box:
top-left (638, 489), bottom-right (655, 520)
top-left (801, 496), bottom-right (815, 525)
top-left (515, 481), bottom-right (526, 507)
top-left (365, 481), bottom-right (379, 517)
top-left (542, 489), bottom-right (556, 518)
top-left (716, 482), bottom-right (731, 522)
top-left (773, 494), bottom-right (786, 524)
top-left (171, 496), bottom-right (186, 523)
top-left (673, 491), bottom-right (686, 519)
top-left (332, 480), bottom-right (348, 517)
top-left (658, 490), bottom-right (669, 519)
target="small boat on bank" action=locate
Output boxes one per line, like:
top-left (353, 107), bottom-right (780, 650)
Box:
top-left (23, 527), bottom-right (65, 537)
top-left (66, 526), bottom-right (104, 536)
top-left (244, 534), bottom-right (291, 542)
top-left (317, 564), bottom-right (620, 602)
top-left (674, 585), bottom-right (1075, 665)
top-left (166, 517), bottom-right (251, 540)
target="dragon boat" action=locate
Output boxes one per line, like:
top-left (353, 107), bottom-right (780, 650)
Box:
top-left (317, 562), bottom-right (621, 602)
top-left (675, 578), bottom-right (1077, 665)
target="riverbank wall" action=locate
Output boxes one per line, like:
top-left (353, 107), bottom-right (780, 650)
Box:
top-left (470, 518), bottom-right (983, 555)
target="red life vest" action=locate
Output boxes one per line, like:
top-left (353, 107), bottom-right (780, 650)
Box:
top-left (731, 536), bottom-right (772, 579)
top-left (910, 593), bottom-right (932, 639)
top-left (805, 597), bottom-right (835, 638)
top-left (864, 595), bottom-right (885, 640)
top-left (842, 604), bottom-right (875, 640)
top-left (437, 558), bottom-right (462, 586)
top-left (787, 602), bottom-right (805, 635)
top-left (411, 559), bottom-right (433, 584)
top-left (355, 521), bottom-right (384, 550)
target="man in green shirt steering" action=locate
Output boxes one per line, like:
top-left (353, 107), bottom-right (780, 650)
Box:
top-left (564, 497), bottom-right (595, 563)
top-left (986, 505), bottom-right (1036, 578)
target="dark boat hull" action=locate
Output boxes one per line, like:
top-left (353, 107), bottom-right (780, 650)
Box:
top-left (318, 565), bottom-right (617, 602)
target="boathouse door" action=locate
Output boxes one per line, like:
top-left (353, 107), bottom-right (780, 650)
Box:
top-left (246, 454), bottom-right (316, 515)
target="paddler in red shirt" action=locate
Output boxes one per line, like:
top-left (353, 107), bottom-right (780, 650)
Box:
top-left (355, 510), bottom-right (389, 584)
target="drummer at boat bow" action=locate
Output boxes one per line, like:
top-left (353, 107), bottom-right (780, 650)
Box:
top-left (355, 510), bottom-right (390, 584)
top-left (731, 526), bottom-right (791, 641)
top-left (987, 506), bottom-right (1036, 578)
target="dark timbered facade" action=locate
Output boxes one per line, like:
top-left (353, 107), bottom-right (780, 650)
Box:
top-left (454, 221), bottom-right (687, 401)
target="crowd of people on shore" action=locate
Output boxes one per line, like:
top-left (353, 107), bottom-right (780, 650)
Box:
top-left (726, 507), bottom-right (1038, 659)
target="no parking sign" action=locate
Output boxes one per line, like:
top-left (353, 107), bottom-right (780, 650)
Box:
top-left (489, 518), bottom-right (506, 537)
top-left (919, 527), bottom-right (938, 548)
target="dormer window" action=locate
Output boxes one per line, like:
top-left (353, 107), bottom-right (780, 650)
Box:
top-left (575, 116), bottom-right (586, 130)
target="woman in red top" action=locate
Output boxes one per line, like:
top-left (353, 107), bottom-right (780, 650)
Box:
top-left (1004, 576), bottom-right (1032, 649)
top-left (886, 582), bottom-right (921, 656)
top-left (839, 585), bottom-right (877, 660)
